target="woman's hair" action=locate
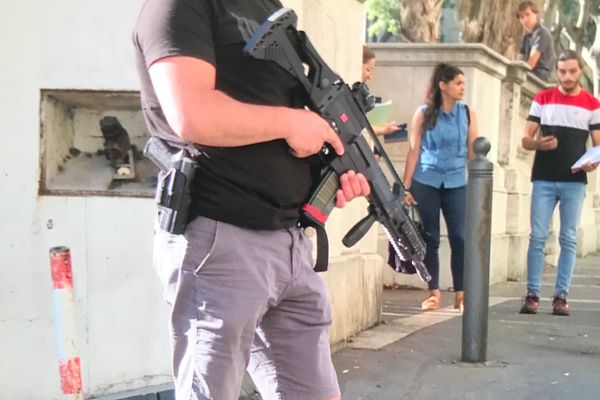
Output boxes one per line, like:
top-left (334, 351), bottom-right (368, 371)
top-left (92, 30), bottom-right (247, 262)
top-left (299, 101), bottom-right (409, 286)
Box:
top-left (422, 63), bottom-right (464, 130)
top-left (363, 46), bottom-right (375, 64)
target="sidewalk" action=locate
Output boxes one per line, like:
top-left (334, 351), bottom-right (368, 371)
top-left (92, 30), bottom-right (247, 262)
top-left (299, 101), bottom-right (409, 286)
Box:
top-left (333, 255), bottom-right (600, 400)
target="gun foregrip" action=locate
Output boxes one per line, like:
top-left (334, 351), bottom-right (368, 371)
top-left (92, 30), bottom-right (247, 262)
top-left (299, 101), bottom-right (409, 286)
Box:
top-left (343, 213), bottom-right (377, 247)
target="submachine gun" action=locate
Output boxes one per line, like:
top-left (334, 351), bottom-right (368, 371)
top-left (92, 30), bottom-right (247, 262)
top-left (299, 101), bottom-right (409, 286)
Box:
top-left (244, 8), bottom-right (431, 281)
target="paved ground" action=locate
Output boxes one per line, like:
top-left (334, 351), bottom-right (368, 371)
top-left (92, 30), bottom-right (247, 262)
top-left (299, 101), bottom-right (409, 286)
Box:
top-left (333, 256), bottom-right (600, 400)
top-left (135, 256), bottom-right (599, 400)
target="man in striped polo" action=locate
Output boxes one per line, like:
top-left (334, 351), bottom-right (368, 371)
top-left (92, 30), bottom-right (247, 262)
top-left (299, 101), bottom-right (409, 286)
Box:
top-left (520, 50), bottom-right (600, 316)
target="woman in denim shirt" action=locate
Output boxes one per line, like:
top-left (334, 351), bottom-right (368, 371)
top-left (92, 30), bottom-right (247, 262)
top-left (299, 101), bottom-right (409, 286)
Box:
top-left (404, 63), bottom-right (478, 311)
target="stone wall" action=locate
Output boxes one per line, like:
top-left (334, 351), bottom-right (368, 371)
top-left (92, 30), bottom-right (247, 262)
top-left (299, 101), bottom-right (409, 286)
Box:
top-left (283, 0), bottom-right (384, 348)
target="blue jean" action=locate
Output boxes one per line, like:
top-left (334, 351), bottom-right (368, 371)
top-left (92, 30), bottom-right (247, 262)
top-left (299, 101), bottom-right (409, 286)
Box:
top-left (411, 180), bottom-right (466, 291)
top-left (526, 181), bottom-right (586, 297)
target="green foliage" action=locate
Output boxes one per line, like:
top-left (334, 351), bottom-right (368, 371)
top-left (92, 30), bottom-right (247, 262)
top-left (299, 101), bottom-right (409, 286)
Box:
top-left (561, 0), bottom-right (580, 27)
top-left (558, 0), bottom-right (599, 48)
top-left (442, 0), bottom-right (456, 9)
top-left (365, 0), bottom-right (401, 38)
top-left (584, 18), bottom-right (597, 48)
top-left (592, 0), bottom-right (600, 16)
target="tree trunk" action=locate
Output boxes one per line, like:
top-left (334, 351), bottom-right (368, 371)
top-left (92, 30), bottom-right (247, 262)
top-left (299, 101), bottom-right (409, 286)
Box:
top-left (399, 0), bottom-right (444, 42)
top-left (458, 0), bottom-right (535, 59)
top-left (544, 0), bottom-right (562, 45)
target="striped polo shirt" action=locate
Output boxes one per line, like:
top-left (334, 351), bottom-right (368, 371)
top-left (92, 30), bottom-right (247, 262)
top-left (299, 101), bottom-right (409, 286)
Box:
top-left (528, 87), bottom-right (600, 183)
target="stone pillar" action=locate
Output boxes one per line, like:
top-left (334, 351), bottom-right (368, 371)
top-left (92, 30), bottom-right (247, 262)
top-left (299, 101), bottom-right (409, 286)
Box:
top-left (498, 62), bottom-right (529, 166)
top-left (282, 0), bottom-right (384, 345)
top-left (501, 62), bottom-right (531, 281)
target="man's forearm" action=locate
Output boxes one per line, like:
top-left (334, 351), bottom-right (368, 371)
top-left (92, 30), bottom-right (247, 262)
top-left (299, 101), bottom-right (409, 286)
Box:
top-left (172, 90), bottom-right (296, 146)
top-left (521, 120), bottom-right (542, 151)
top-left (591, 130), bottom-right (600, 146)
top-left (527, 50), bottom-right (541, 69)
top-left (148, 56), bottom-right (297, 147)
top-left (403, 149), bottom-right (420, 188)
top-left (522, 135), bottom-right (538, 150)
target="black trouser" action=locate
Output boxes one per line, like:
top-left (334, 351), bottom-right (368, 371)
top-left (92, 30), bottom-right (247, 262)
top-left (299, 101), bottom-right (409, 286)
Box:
top-left (411, 180), bottom-right (466, 291)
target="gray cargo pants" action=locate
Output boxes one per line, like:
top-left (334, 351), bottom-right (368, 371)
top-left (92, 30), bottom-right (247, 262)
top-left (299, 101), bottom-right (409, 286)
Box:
top-left (153, 216), bottom-right (340, 400)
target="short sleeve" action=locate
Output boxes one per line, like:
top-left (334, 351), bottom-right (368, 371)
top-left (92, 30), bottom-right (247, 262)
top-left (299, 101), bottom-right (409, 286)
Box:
top-left (537, 29), bottom-right (552, 54)
top-left (133, 0), bottom-right (218, 68)
top-left (530, 30), bottom-right (542, 53)
top-left (527, 93), bottom-right (543, 123)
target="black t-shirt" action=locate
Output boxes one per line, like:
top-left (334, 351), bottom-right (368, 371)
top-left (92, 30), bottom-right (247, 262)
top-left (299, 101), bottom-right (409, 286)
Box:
top-left (133, 0), bottom-right (314, 229)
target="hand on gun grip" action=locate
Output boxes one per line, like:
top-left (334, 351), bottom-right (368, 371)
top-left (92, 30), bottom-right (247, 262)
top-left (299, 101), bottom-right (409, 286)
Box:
top-left (335, 171), bottom-right (370, 208)
top-left (286, 109), bottom-right (343, 158)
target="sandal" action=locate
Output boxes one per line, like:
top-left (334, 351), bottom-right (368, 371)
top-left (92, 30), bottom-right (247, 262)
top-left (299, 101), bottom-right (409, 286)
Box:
top-left (421, 295), bottom-right (441, 310)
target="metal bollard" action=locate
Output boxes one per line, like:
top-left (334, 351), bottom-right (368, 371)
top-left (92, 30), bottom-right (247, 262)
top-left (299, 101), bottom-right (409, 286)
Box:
top-left (50, 246), bottom-right (84, 399)
top-left (461, 137), bottom-right (494, 363)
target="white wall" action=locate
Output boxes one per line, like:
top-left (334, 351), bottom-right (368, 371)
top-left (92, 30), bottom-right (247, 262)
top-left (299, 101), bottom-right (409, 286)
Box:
top-left (1, 2), bottom-right (155, 398)
top-left (0, 1), bottom-right (376, 399)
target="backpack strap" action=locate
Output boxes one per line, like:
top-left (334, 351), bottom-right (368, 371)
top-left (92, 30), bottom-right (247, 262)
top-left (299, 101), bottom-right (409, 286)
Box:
top-left (464, 104), bottom-right (471, 126)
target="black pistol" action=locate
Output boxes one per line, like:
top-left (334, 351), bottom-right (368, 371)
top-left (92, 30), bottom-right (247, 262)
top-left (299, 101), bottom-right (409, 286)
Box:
top-left (143, 137), bottom-right (197, 235)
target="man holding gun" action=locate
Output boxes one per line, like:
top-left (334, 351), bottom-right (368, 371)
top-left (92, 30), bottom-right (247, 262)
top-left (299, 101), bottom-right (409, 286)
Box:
top-left (133, 0), bottom-right (369, 399)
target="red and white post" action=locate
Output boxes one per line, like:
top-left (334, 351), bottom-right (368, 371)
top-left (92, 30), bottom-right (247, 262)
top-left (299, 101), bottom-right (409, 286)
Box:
top-left (49, 246), bottom-right (83, 399)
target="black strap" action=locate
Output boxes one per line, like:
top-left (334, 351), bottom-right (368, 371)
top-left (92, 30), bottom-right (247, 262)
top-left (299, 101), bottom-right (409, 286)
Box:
top-left (464, 104), bottom-right (471, 126)
top-left (313, 224), bottom-right (329, 272)
top-left (299, 218), bottom-right (329, 272)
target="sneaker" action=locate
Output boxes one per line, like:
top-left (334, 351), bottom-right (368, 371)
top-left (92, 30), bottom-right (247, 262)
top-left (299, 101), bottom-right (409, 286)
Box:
top-left (552, 295), bottom-right (570, 316)
top-left (519, 293), bottom-right (539, 314)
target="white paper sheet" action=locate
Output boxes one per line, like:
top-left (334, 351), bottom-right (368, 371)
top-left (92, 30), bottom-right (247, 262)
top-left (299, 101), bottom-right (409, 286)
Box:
top-left (571, 145), bottom-right (600, 170)
top-left (367, 100), bottom-right (392, 126)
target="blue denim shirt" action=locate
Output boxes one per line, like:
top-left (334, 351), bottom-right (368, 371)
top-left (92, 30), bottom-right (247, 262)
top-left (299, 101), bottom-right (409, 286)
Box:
top-left (413, 102), bottom-right (469, 189)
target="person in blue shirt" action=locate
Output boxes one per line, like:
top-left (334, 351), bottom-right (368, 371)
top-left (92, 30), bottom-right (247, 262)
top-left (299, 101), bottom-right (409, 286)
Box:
top-left (403, 63), bottom-right (478, 311)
